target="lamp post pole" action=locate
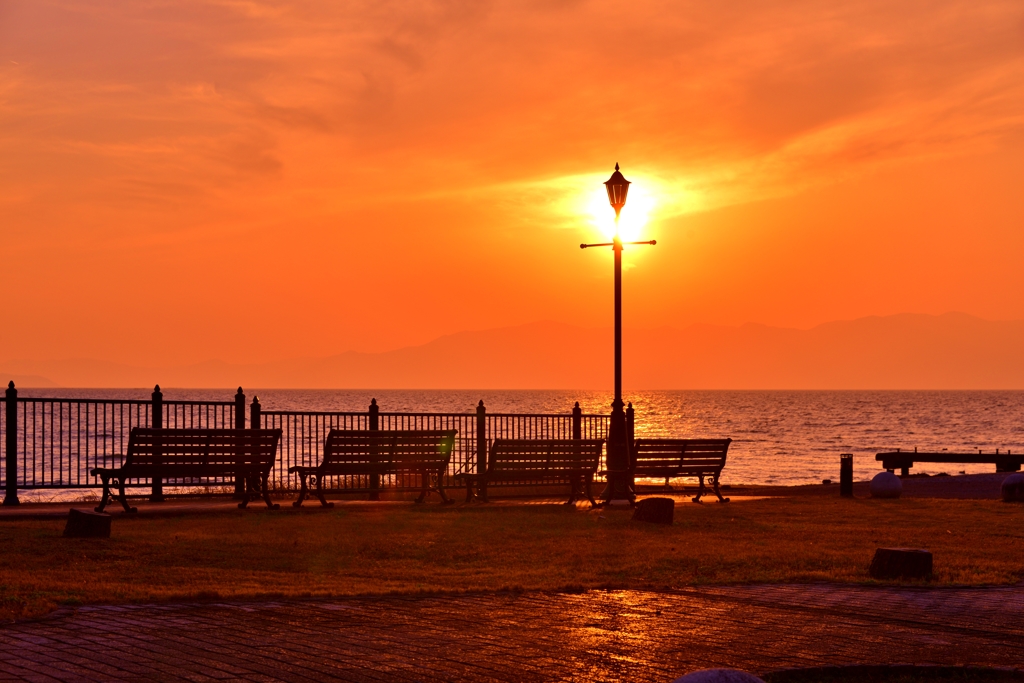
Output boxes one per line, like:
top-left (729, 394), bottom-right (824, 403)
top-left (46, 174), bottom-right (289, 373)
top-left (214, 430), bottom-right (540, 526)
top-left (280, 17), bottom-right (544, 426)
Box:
top-left (581, 163), bottom-right (655, 505)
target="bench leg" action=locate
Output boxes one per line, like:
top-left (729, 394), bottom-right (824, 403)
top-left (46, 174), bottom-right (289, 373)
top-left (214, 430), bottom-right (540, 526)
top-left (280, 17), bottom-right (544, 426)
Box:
top-left (115, 476), bottom-right (136, 513)
top-left (314, 473), bottom-right (334, 508)
top-left (463, 479), bottom-right (475, 503)
top-left (692, 475), bottom-right (706, 504)
top-left (415, 471), bottom-right (430, 504)
top-left (584, 476), bottom-right (598, 508)
top-left (369, 473), bottom-right (380, 502)
top-left (95, 474), bottom-right (113, 513)
top-left (260, 471), bottom-right (280, 510)
top-left (238, 472), bottom-right (255, 509)
top-left (712, 472), bottom-right (729, 503)
top-left (565, 477), bottom-right (581, 506)
top-left (435, 473), bottom-right (454, 505)
top-left (234, 471), bottom-right (245, 500)
top-left (150, 476), bottom-right (164, 503)
top-left (900, 466), bottom-right (910, 477)
top-left (293, 472), bottom-right (309, 508)
top-left (479, 482), bottom-right (490, 503)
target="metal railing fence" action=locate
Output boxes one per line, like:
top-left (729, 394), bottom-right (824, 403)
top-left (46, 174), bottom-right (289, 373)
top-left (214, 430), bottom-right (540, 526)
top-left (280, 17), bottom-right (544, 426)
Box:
top-left (1, 383), bottom-right (615, 504)
top-left (258, 401), bottom-right (611, 491)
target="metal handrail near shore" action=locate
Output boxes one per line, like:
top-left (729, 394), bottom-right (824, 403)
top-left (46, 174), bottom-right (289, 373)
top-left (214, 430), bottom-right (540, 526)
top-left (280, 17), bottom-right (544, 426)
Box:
top-left (259, 403), bottom-right (612, 491)
top-left (0, 383), bottom-right (616, 504)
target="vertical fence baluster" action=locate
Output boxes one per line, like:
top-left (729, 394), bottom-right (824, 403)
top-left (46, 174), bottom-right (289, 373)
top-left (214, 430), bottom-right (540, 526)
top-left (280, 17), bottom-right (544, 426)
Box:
top-left (27, 401), bottom-right (32, 492)
top-left (77, 402), bottom-right (82, 488)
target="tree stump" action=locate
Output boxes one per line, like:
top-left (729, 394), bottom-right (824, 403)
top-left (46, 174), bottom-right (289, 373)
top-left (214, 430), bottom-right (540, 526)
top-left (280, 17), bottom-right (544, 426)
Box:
top-left (632, 497), bottom-right (674, 525)
top-left (1002, 473), bottom-right (1024, 502)
top-left (63, 508), bottom-right (111, 538)
top-left (869, 548), bottom-right (932, 580)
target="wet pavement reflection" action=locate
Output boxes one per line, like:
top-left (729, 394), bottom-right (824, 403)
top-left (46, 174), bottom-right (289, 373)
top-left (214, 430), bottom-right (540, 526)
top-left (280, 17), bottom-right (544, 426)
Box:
top-left (1, 584), bottom-right (1022, 682)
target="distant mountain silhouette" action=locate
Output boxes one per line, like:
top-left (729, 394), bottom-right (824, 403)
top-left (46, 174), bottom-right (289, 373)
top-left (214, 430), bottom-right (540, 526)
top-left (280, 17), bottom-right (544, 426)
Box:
top-left (0, 373), bottom-right (58, 388)
top-left (4, 312), bottom-right (1024, 389)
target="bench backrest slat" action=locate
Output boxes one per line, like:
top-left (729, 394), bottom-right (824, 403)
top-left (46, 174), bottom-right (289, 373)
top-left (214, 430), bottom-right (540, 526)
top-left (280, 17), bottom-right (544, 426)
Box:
top-left (323, 430), bottom-right (456, 469)
top-left (125, 428), bottom-right (281, 469)
top-left (632, 438), bottom-right (731, 473)
top-left (487, 439), bottom-right (603, 475)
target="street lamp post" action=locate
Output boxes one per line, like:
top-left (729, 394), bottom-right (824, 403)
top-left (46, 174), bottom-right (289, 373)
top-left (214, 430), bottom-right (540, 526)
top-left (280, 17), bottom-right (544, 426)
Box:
top-left (581, 163), bottom-right (655, 505)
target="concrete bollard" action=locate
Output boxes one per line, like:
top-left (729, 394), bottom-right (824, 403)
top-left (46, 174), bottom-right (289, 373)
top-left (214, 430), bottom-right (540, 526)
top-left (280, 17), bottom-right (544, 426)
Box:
top-left (1002, 473), bottom-right (1024, 502)
top-left (870, 471), bottom-right (902, 499)
top-left (840, 453), bottom-right (853, 497)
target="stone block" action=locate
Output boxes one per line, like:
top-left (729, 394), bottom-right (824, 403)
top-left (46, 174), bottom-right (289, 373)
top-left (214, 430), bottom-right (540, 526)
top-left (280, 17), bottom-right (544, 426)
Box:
top-left (1002, 473), bottom-right (1024, 502)
top-left (632, 497), bottom-right (674, 524)
top-left (870, 471), bottom-right (902, 499)
top-left (869, 547), bottom-right (932, 580)
top-left (63, 508), bottom-right (111, 538)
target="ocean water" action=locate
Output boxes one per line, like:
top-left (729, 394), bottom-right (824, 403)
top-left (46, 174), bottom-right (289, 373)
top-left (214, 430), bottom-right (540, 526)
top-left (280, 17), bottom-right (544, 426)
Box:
top-left (15, 388), bottom-right (1024, 487)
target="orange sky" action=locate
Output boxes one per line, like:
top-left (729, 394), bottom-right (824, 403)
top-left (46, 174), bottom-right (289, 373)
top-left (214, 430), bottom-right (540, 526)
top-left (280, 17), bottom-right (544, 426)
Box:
top-left (2, 0), bottom-right (1024, 369)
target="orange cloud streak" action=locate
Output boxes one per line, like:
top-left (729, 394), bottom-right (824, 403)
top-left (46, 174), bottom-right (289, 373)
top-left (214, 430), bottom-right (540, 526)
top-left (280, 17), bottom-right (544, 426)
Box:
top-left (1, 0), bottom-right (1023, 372)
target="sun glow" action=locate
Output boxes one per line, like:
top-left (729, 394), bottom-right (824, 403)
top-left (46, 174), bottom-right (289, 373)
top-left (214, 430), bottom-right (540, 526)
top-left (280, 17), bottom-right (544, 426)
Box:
top-left (583, 180), bottom-right (656, 242)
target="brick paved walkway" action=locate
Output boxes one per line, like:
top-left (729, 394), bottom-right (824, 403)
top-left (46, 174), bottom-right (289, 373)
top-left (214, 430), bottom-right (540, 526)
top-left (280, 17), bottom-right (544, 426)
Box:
top-left (2, 584), bottom-right (1022, 682)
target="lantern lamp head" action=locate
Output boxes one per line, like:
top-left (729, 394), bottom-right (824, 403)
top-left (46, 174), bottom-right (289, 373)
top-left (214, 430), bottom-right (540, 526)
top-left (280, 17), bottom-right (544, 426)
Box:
top-left (604, 163), bottom-right (631, 218)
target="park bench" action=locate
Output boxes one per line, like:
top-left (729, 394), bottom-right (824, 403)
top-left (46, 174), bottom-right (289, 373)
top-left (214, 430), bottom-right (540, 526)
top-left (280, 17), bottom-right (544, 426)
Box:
top-left (876, 448), bottom-right (1023, 476)
top-left (290, 429), bottom-right (457, 506)
top-left (456, 438), bottom-right (604, 506)
top-left (628, 438), bottom-right (733, 503)
top-left (91, 428), bottom-right (282, 513)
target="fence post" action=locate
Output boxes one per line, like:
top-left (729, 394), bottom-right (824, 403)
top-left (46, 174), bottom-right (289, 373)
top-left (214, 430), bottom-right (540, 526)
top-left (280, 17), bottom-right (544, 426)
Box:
top-left (625, 402), bottom-right (636, 494)
top-left (235, 387), bottom-right (246, 429)
top-left (250, 395), bottom-right (261, 430)
top-left (626, 402), bottom-right (634, 444)
top-left (476, 400), bottom-right (487, 475)
top-left (249, 396), bottom-right (261, 498)
top-left (572, 402), bottom-right (582, 441)
top-left (369, 398), bottom-right (380, 501)
top-left (234, 387), bottom-right (246, 498)
top-left (3, 381), bottom-right (19, 506)
top-left (150, 384), bottom-right (164, 502)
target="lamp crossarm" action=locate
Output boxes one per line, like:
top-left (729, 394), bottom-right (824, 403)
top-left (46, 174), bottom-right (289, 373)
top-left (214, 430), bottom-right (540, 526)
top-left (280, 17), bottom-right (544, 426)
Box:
top-left (580, 240), bottom-right (657, 249)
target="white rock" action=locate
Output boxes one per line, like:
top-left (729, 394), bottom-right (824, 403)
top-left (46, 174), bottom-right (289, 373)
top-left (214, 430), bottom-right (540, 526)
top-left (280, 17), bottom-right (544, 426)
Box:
top-left (1002, 473), bottom-right (1024, 502)
top-left (672, 669), bottom-right (765, 683)
top-left (870, 471), bottom-right (903, 499)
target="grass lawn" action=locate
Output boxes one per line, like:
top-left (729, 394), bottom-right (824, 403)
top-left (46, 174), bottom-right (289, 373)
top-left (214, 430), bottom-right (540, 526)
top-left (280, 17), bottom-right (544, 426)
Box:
top-left (1, 496), bottom-right (1022, 621)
